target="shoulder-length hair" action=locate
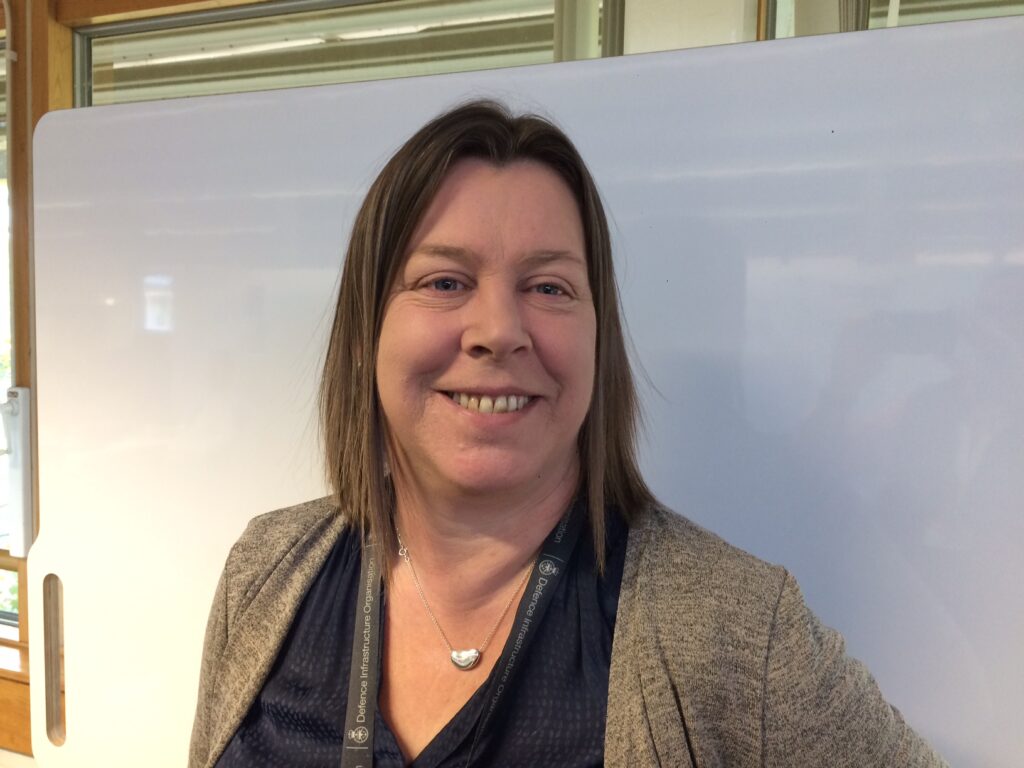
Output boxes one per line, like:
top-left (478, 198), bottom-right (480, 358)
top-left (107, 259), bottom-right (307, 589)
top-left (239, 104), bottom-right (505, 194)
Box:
top-left (319, 99), bottom-right (653, 575)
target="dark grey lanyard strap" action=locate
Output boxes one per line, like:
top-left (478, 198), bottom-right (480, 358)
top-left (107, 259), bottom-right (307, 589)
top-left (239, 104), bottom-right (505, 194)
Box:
top-left (340, 541), bottom-right (382, 768)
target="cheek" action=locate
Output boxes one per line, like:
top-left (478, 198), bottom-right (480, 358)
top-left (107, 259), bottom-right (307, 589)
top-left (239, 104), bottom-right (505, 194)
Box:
top-left (375, 310), bottom-right (417, 421)
top-left (376, 303), bottom-right (459, 389)
top-left (547, 315), bottom-right (598, 406)
top-left (378, 304), bottom-right (426, 370)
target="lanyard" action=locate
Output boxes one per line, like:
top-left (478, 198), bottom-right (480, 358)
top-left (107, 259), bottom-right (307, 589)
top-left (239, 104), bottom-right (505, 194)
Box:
top-left (340, 539), bottom-right (383, 768)
top-left (339, 503), bottom-right (584, 768)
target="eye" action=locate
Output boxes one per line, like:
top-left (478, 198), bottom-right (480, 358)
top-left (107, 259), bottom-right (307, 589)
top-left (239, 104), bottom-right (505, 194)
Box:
top-left (429, 277), bottom-right (463, 292)
top-left (533, 282), bottom-right (567, 297)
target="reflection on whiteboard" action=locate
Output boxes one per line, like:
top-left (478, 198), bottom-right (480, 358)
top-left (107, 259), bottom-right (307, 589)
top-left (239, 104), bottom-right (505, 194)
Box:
top-left (144, 275), bottom-right (175, 333)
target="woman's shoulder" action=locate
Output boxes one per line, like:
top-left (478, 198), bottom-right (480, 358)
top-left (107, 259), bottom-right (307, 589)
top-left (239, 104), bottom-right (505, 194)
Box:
top-left (612, 505), bottom-right (949, 766)
top-left (221, 496), bottom-right (349, 612)
top-left (235, 496), bottom-right (342, 546)
top-left (627, 503), bottom-right (787, 618)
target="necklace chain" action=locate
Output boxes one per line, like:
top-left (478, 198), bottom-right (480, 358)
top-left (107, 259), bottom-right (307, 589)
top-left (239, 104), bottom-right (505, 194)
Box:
top-left (396, 532), bottom-right (534, 669)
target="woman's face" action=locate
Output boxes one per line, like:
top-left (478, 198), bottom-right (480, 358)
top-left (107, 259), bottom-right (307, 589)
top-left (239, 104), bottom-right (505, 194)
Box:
top-left (376, 158), bottom-right (596, 503)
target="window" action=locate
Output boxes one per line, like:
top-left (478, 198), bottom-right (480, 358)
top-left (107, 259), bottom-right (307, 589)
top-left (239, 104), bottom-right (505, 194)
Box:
top-left (78, 0), bottom-right (562, 106)
top-left (76, 0), bottom-right (1024, 110)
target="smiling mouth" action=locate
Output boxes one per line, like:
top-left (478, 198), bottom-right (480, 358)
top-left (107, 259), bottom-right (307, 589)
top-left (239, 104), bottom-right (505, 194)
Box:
top-left (446, 392), bottom-right (533, 414)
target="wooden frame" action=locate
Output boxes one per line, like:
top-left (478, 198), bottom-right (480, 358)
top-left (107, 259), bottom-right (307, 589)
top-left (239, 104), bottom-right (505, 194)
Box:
top-left (757, 0), bottom-right (776, 41)
top-left (56, 0), bottom-right (276, 28)
top-left (4, 0), bottom-right (74, 626)
top-left (0, 547), bottom-right (30, 755)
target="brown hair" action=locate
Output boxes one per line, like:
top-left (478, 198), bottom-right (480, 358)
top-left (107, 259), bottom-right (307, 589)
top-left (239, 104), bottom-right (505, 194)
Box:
top-left (319, 99), bottom-right (654, 575)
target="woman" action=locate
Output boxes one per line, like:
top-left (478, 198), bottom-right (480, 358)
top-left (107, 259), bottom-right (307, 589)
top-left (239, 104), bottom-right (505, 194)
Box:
top-left (190, 101), bottom-right (945, 767)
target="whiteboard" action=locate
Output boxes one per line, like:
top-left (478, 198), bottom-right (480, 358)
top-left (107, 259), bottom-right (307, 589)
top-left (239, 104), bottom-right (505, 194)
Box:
top-left (30, 16), bottom-right (1024, 767)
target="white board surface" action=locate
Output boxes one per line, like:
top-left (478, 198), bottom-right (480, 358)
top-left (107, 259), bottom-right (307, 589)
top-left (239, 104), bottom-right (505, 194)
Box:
top-left (30, 16), bottom-right (1024, 767)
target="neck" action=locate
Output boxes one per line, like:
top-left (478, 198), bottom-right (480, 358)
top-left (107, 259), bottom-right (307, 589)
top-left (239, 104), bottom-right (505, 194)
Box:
top-left (390, 463), bottom-right (577, 610)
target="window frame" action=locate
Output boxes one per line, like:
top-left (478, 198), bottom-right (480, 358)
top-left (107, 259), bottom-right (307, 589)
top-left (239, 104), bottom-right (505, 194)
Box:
top-left (72, 0), bottom-right (607, 107)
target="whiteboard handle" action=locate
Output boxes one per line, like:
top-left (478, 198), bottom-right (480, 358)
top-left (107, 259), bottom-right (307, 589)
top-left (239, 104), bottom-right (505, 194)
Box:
top-left (1, 387), bottom-right (34, 557)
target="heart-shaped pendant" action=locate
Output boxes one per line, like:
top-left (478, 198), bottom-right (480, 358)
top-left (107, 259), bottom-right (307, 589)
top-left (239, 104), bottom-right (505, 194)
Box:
top-left (450, 649), bottom-right (481, 670)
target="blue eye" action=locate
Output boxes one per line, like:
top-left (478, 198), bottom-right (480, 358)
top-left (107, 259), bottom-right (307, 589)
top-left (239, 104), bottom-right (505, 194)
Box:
top-left (431, 277), bottom-right (461, 291)
top-left (535, 283), bottom-right (565, 296)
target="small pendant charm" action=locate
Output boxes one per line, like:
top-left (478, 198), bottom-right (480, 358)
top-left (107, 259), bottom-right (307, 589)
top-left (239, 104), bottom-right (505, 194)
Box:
top-left (450, 649), bottom-right (481, 670)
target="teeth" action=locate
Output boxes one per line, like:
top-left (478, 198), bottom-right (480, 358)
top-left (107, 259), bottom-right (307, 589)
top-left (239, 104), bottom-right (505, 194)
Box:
top-left (448, 392), bottom-right (531, 414)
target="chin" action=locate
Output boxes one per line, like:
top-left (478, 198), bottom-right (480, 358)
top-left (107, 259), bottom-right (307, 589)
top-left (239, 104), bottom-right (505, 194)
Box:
top-left (447, 467), bottom-right (540, 498)
top-left (439, 450), bottom-right (574, 500)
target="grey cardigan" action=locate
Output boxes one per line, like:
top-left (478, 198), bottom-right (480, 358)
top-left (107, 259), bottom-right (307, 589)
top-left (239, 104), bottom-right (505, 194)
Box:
top-left (189, 499), bottom-right (946, 767)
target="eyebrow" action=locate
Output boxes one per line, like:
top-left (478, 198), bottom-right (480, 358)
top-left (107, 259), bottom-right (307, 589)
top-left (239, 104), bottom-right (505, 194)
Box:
top-left (411, 244), bottom-right (586, 268)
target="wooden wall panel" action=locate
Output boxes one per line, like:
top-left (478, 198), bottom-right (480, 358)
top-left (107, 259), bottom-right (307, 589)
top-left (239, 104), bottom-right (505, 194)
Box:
top-left (0, 677), bottom-right (31, 755)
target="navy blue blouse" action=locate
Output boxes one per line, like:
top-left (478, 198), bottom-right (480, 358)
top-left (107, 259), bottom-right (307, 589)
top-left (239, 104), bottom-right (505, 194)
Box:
top-left (216, 511), bottom-right (627, 767)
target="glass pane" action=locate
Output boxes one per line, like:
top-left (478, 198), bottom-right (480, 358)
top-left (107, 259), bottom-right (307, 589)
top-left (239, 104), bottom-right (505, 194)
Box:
top-left (0, 569), bottom-right (16, 625)
top-left (90, 0), bottom-right (555, 105)
top-left (773, 0), bottom-right (1024, 38)
top-left (623, 0), bottom-right (758, 54)
top-left (869, 0), bottom-right (1024, 29)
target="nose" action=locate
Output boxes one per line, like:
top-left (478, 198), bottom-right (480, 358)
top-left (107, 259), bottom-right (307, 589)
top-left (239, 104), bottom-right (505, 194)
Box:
top-left (461, 284), bottom-right (531, 360)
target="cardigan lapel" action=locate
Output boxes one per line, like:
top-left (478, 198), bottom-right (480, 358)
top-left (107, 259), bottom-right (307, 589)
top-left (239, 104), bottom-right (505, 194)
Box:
top-left (206, 508), bottom-right (349, 767)
top-left (605, 507), bottom-right (699, 768)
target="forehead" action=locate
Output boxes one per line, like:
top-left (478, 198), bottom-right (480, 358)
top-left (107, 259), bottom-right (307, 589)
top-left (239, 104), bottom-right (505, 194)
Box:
top-left (406, 157), bottom-right (586, 256)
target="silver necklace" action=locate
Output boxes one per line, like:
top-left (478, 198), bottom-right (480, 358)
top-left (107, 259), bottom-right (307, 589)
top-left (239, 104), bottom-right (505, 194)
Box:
top-left (396, 532), bottom-right (534, 671)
